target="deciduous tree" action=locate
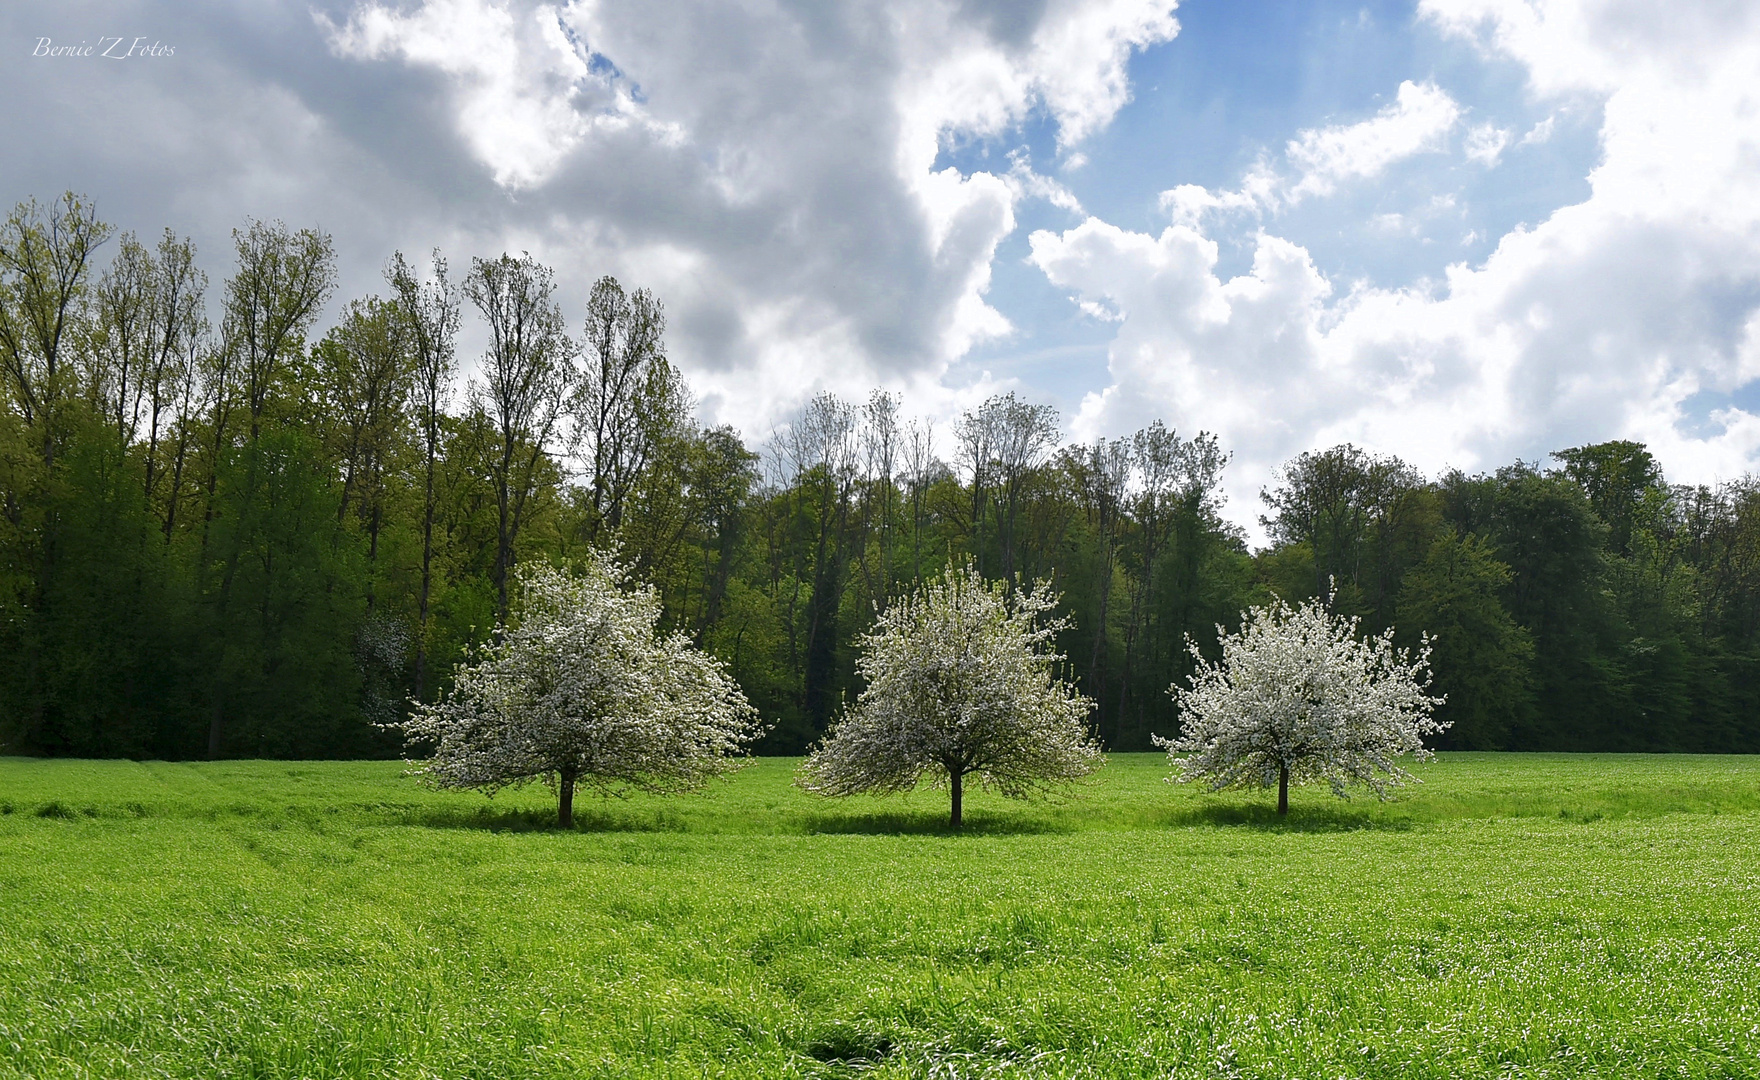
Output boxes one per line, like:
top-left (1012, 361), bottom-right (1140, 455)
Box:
top-left (0, 193), bottom-right (113, 470)
top-left (464, 253), bottom-right (573, 622)
top-left (573, 276), bottom-right (678, 543)
top-left (396, 556), bottom-right (763, 827)
top-left (1396, 533), bottom-right (1535, 749)
top-left (798, 564), bottom-right (1100, 828)
top-left (1159, 593), bottom-right (1445, 814)
top-left (387, 251), bottom-right (459, 700)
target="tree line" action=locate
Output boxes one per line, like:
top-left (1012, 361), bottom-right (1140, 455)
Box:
top-left (3, 192), bottom-right (1758, 758)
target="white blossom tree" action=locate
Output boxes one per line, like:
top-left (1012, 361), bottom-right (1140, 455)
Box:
top-left (1158, 594), bottom-right (1446, 815)
top-left (798, 564), bottom-right (1101, 828)
top-left (394, 555), bottom-right (764, 827)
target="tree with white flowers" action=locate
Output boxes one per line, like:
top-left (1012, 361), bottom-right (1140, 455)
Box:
top-left (798, 564), bottom-right (1101, 828)
top-left (394, 555), bottom-right (764, 827)
top-left (1158, 594), bottom-right (1446, 815)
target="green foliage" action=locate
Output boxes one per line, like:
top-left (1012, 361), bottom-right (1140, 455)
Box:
top-left (1553, 440), bottom-right (1662, 557)
top-left (1396, 532), bottom-right (1536, 749)
top-left (1260, 444), bottom-right (1434, 626)
top-left (203, 428), bottom-right (370, 757)
top-left (3, 755), bottom-right (1760, 1078)
top-left (5, 191), bottom-right (1760, 760)
top-left (799, 565), bottom-right (1100, 827)
top-left (1255, 443), bottom-right (1760, 752)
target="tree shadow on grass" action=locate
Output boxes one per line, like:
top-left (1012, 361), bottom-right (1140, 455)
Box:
top-left (1169, 801), bottom-right (1418, 832)
top-left (800, 808), bottom-right (1069, 836)
top-left (408, 805), bottom-right (693, 834)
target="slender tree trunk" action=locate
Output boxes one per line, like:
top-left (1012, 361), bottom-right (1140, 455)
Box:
top-left (414, 527), bottom-right (433, 697)
top-left (413, 433), bottom-right (439, 701)
top-left (558, 768), bottom-right (576, 829)
top-left (1277, 766), bottom-right (1289, 816)
top-left (1000, 489), bottom-right (1016, 584)
top-left (207, 691), bottom-right (226, 759)
top-left (365, 499), bottom-right (382, 611)
top-left (491, 430), bottom-right (516, 625)
top-left (950, 769), bottom-right (963, 830)
top-left (1090, 527), bottom-right (1112, 742)
top-left (162, 386), bottom-right (194, 542)
top-left (912, 488), bottom-right (923, 583)
top-left (970, 479), bottom-right (984, 577)
top-left (198, 430), bottom-right (224, 564)
top-left (700, 513), bottom-right (736, 641)
top-left (802, 484), bottom-right (847, 731)
top-left (495, 499), bottom-right (512, 623)
top-left (143, 400), bottom-right (161, 509)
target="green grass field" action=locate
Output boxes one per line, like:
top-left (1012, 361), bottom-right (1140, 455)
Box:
top-left (3, 753), bottom-right (1759, 1079)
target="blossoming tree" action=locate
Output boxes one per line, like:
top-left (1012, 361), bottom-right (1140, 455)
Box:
top-left (798, 564), bottom-right (1101, 828)
top-left (395, 556), bottom-right (764, 827)
top-left (1158, 594), bottom-right (1445, 815)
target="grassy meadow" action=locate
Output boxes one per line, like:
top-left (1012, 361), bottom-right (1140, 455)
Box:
top-left (2, 752), bottom-right (1759, 1078)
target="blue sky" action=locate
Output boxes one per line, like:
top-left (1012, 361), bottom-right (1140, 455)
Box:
top-left (953, 0), bottom-right (1603, 416)
top-left (4, 0), bottom-right (1760, 536)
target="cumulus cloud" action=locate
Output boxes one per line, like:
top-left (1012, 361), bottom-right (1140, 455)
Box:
top-left (1420, 0), bottom-right (1760, 97)
top-left (1161, 80), bottom-right (1463, 223)
top-left (1036, 0), bottom-right (1760, 536)
top-left (1285, 80), bottom-right (1463, 199)
top-left (322, 0), bottom-right (649, 190)
top-left (311, 0), bottom-right (1181, 426)
top-left (0, 0), bottom-right (1180, 437)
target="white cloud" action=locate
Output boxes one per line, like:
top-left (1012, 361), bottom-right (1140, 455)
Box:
top-left (1078, 298), bottom-right (1124, 322)
top-left (1035, 0), bottom-right (1760, 539)
top-left (1286, 80), bottom-right (1463, 199)
top-left (1158, 165), bottom-right (1274, 223)
top-left (1022, 0), bottom-right (1183, 147)
top-left (1371, 212), bottom-right (1413, 235)
top-left (1520, 115), bottom-right (1556, 144)
top-left (1463, 121), bottom-right (1511, 165)
top-left (1420, 0), bottom-right (1760, 98)
top-left (1004, 154), bottom-right (1086, 215)
top-left (324, 0), bottom-right (632, 190)
top-left (1159, 80), bottom-right (1462, 220)
top-left (317, 0), bottom-right (1179, 431)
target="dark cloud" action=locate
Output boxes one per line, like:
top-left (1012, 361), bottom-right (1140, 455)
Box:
top-left (3, 0), bottom-right (1179, 429)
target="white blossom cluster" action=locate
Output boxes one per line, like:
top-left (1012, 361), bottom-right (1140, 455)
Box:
top-left (355, 611), bottom-right (412, 729)
top-left (1159, 594), bottom-right (1447, 801)
top-left (799, 565), bottom-right (1101, 809)
top-left (394, 554), bottom-right (763, 801)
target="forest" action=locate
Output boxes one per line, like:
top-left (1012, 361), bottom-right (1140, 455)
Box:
top-left (4, 192), bottom-right (1759, 759)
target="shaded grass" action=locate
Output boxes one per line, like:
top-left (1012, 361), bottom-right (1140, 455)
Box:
top-left (2, 753), bottom-right (1759, 1078)
top-left (6, 752), bottom-right (1760, 832)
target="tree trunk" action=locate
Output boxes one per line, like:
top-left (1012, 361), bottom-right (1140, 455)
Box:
top-left (493, 433), bottom-right (515, 625)
top-left (950, 770), bottom-right (963, 830)
top-left (413, 446), bottom-right (437, 701)
top-left (365, 500), bottom-right (382, 611)
top-left (558, 768), bottom-right (576, 829)
top-left (1277, 765), bottom-right (1289, 816)
top-left (494, 499), bottom-right (512, 625)
top-left (207, 692), bottom-right (225, 759)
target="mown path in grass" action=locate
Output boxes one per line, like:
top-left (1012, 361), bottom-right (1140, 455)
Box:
top-left (2, 754), bottom-right (1758, 1078)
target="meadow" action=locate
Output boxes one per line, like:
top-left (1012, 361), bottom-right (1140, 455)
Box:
top-left (2, 753), bottom-right (1758, 1079)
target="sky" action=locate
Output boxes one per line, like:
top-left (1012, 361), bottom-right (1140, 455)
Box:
top-left (5, 0), bottom-right (1760, 541)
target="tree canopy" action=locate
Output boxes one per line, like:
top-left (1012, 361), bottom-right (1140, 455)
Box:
top-left (1159, 593), bottom-right (1446, 815)
top-left (7, 190), bottom-right (1760, 765)
top-left (395, 556), bottom-right (762, 827)
top-left (797, 564), bottom-right (1100, 827)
